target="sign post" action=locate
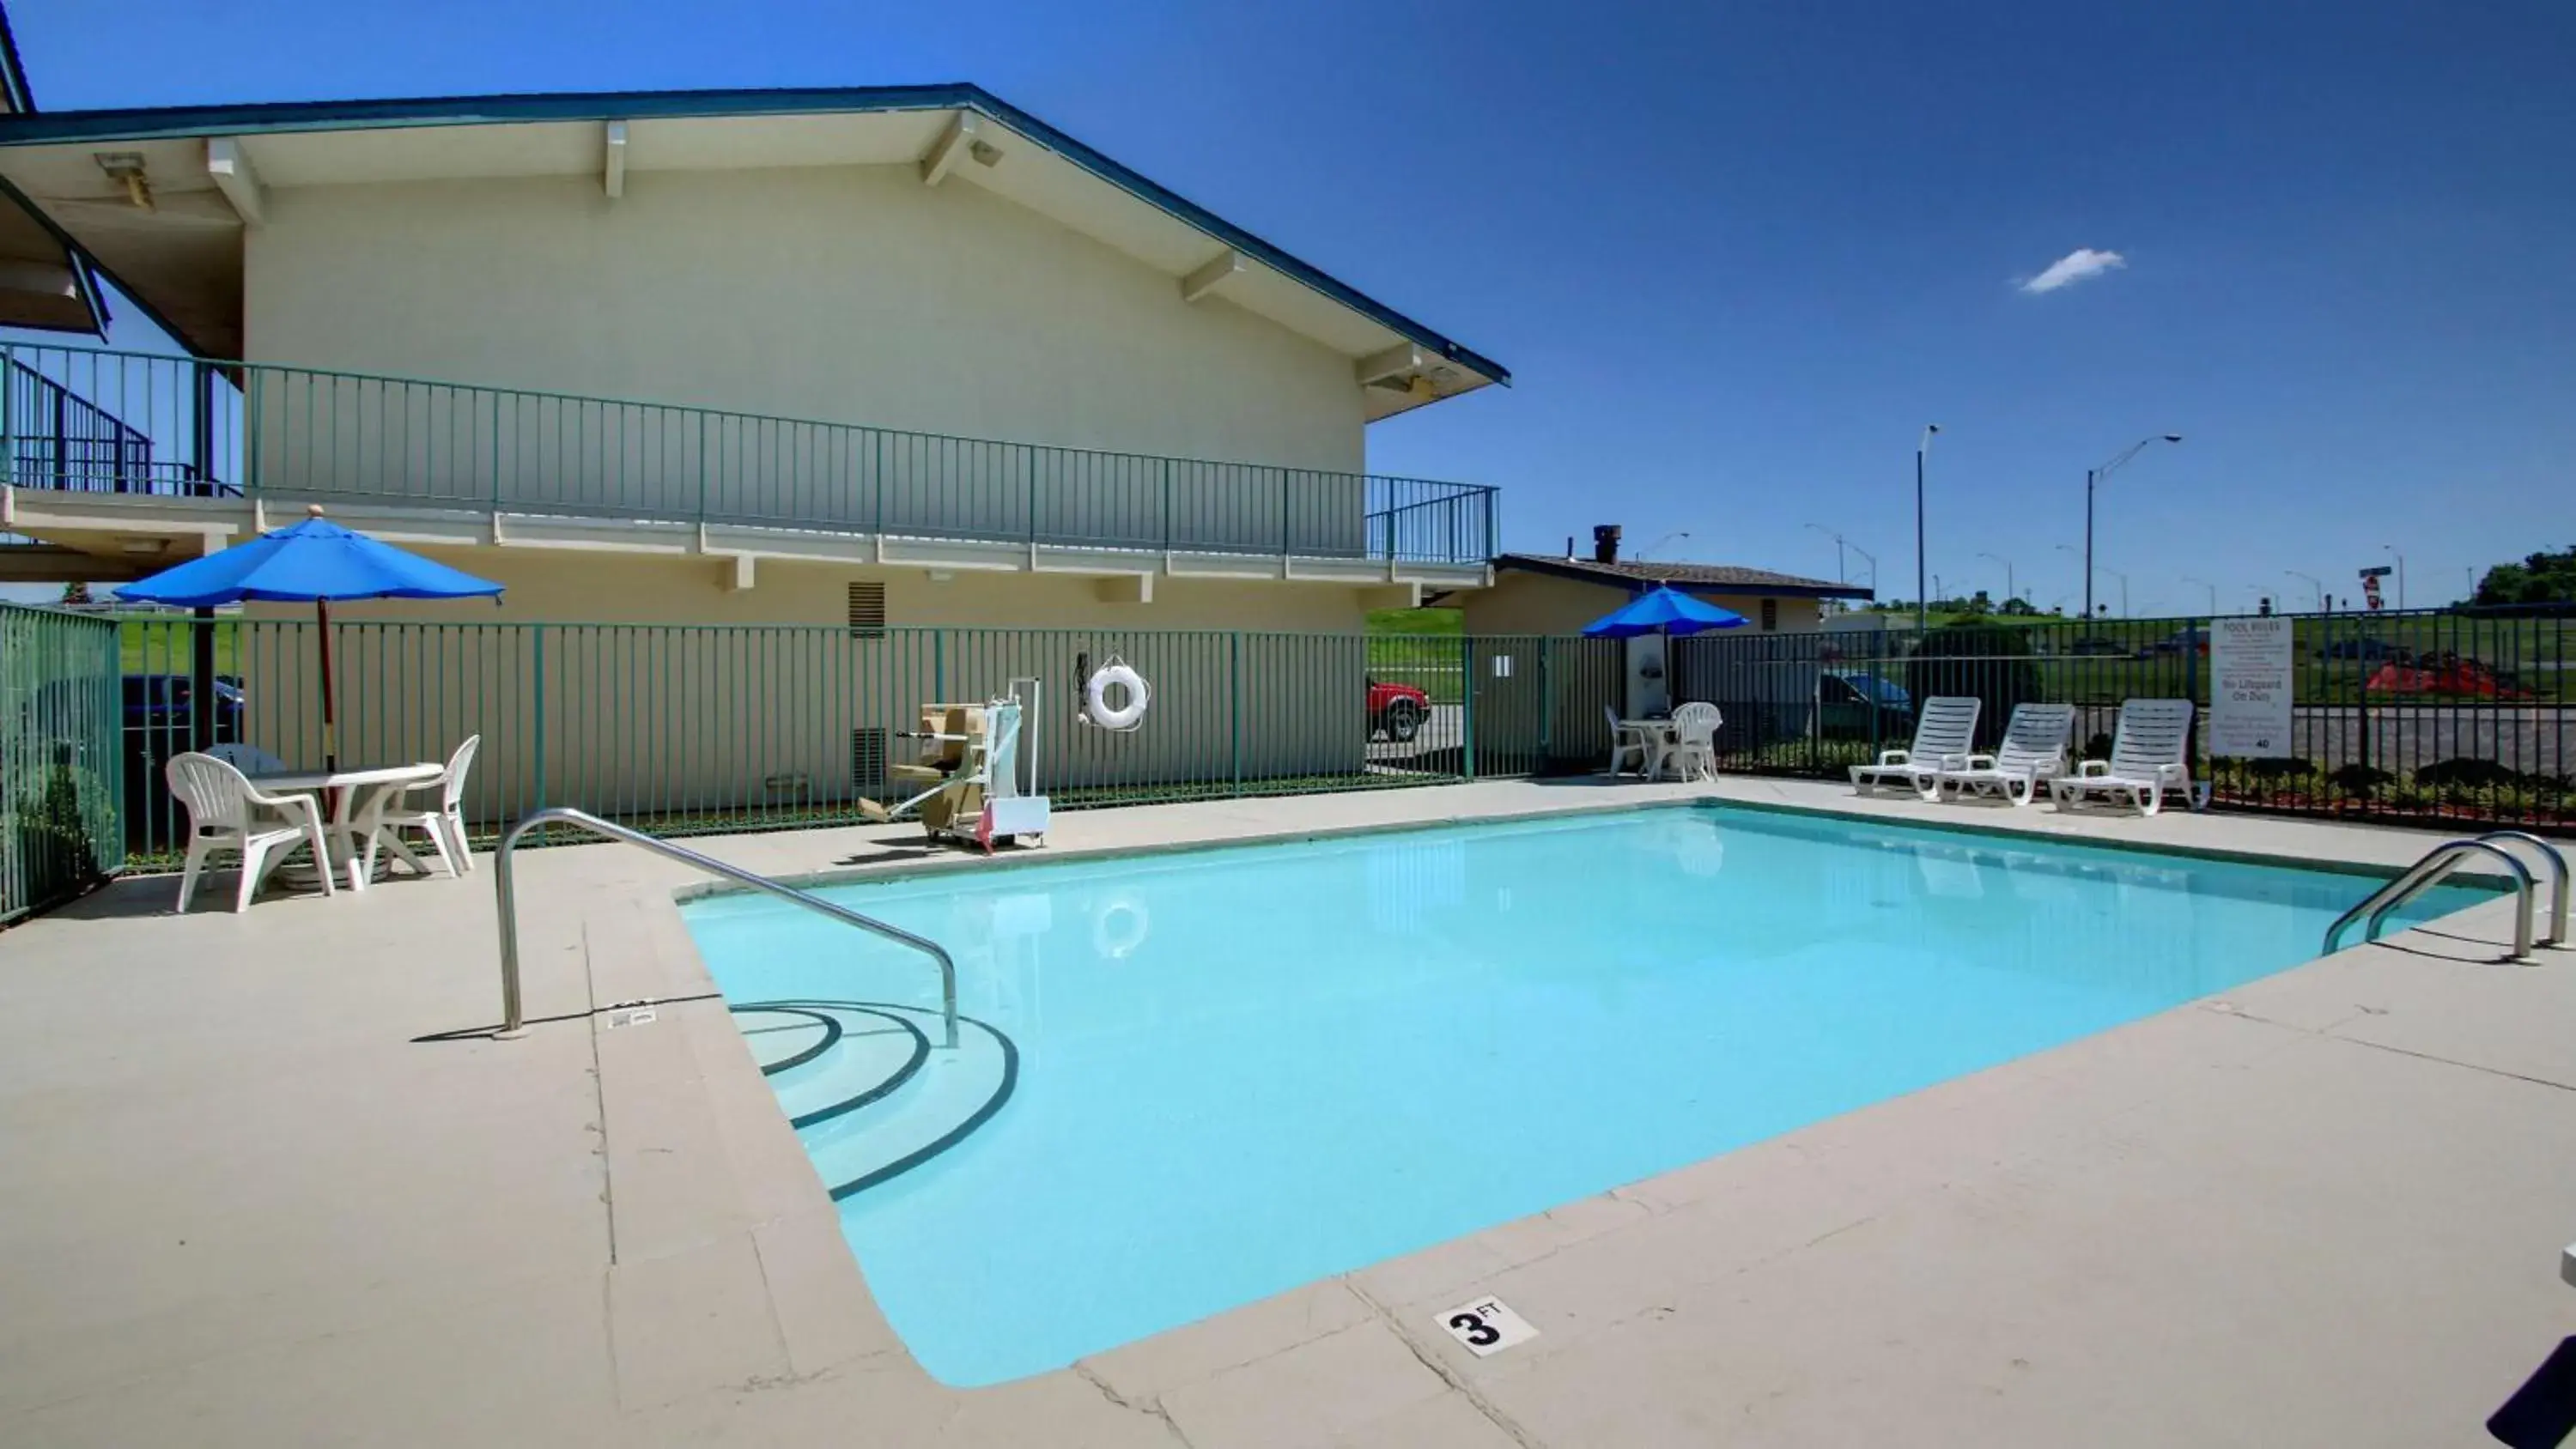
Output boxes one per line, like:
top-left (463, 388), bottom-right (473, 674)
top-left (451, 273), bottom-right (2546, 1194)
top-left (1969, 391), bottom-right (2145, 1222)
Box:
top-left (2359, 564), bottom-right (2392, 613)
top-left (2209, 616), bottom-right (2295, 759)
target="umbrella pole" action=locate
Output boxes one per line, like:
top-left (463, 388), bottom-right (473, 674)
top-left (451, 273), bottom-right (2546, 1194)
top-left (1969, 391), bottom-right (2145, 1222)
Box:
top-left (316, 597), bottom-right (337, 771)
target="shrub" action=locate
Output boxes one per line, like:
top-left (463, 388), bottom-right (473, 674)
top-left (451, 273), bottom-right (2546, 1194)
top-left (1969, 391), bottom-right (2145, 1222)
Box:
top-left (9, 761), bottom-right (117, 891)
top-left (2328, 763), bottom-right (2394, 797)
top-left (2411, 756), bottom-right (2524, 790)
top-left (1902, 623), bottom-right (2040, 751)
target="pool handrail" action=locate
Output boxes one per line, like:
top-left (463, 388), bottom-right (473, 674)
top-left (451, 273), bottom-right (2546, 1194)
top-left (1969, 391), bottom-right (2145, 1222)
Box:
top-left (491, 806), bottom-right (957, 1046)
top-left (2324, 839), bottom-right (2535, 961)
top-left (2477, 831), bottom-right (2568, 949)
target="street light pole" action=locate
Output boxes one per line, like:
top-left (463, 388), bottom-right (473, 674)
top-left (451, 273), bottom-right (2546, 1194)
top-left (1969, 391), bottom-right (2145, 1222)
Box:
top-left (1847, 543), bottom-right (1879, 598)
top-left (1916, 425), bottom-right (1940, 634)
top-left (2286, 570), bottom-right (2324, 613)
top-left (2098, 566), bottom-right (2129, 619)
top-left (2382, 544), bottom-right (2406, 610)
top-left (2182, 574), bottom-right (2219, 615)
top-left (1803, 523), bottom-right (1847, 583)
top-left (1977, 550), bottom-right (2015, 606)
top-left (2082, 433), bottom-right (2183, 623)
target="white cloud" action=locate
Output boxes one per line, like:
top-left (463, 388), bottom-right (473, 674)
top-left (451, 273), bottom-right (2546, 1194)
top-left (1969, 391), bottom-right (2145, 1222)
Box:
top-left (2018, 247), bottom-right (2127, 294)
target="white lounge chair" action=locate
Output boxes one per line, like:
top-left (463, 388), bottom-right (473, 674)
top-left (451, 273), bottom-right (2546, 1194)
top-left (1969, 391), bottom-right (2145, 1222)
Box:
top-left (1604, 706), bottom-right (1654, 778)
top-left (363, 734), bottom-right (480, 880)
top-left (1936, 703), bottom-right (2077, 806)
top-left (166, 751), bottom-right (337, 913)
top-left (2050, 700), bottom-right (2196, 815)
top-left (1849, 696), bottom-right (1981, 801)
top-left (1662, 701), bottom-right (1722, 781)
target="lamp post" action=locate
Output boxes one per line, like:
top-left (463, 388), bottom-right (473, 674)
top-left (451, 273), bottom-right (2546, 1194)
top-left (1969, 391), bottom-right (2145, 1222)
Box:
top-left (1977, 550), bottom-right (2016, 607)
top-left (2286, 570), bottom-right (2325, 612)
top-left (1916, 424), bottom-right (1941, 634)
top-left (2181, 574), bottom-right (2219, 615)
top-left (2099, 566), bottom-right (2129, 619)
top-left (1845, 543), bottom-right (1878, 597)
top-left (2381, 544), bottom-right (2406, 610)
top-left (2084, 433), bottom-right (2182, 623)
top-left (1637, 530), bottom-right (1690, 561)
top-left (1803, 523), bottom-right (1848, 584)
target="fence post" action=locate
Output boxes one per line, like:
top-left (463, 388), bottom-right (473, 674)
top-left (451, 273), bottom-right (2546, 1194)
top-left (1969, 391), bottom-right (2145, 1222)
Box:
top-left (1537, 638), bottom-right (1552, 770)
top-left (1230, 632), bottom-right (1243, 795)
top-left (2183, 617), bottom-right (2202, 785)
top-left (0, 343), bottom-right (12, 488)
top-left (1460, 634), bottom-right (1477, 781)
top-left (532, 623), bottom-right (549, 814)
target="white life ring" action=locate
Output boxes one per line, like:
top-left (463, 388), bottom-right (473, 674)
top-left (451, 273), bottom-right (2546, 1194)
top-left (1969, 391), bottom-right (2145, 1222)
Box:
top-left (1094, 898), bottom-right (1150, 960)
top-left (1084, 658), bottom-right (1151, 731)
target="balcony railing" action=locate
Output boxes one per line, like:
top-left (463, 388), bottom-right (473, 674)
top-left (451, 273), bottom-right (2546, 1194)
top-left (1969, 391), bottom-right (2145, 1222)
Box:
top-left (0, 344), bottom-right (1497, 567)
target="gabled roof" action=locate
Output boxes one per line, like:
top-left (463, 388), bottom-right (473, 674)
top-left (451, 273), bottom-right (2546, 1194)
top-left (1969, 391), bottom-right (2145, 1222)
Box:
top-left (0, 82), bottom-right (1506, 418)
top-left (1496, 553), bottom-right (1872, 600)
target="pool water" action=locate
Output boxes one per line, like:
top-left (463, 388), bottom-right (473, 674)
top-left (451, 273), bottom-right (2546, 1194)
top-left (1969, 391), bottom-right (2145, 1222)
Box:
top-left (680, 804), bottom-right (2492, 1386)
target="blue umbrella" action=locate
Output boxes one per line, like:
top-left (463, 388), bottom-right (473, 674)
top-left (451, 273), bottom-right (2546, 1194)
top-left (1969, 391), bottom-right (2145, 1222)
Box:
top-left (1581, 585), bottom-right (1749, 638)
top-left (119, 506), bottom-right (502, 766)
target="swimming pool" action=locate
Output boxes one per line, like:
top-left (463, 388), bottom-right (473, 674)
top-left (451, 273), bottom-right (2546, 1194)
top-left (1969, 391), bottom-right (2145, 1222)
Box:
top-left (681, 803), bottom-right (2493, 1386)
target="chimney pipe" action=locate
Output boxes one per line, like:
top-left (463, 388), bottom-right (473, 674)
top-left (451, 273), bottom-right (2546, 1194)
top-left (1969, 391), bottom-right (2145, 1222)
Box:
top-left (1592, 524), bottom-right (1622, 566)
top-left (1564, 535), bottom-right (1575, 561)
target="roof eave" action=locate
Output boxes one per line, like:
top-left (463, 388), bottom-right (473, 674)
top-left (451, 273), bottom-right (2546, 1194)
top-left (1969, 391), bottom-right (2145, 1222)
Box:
top-left (1493, 555), bottom-right (1870, 601)
top-left (0, 84), bottom-right (1510, 385)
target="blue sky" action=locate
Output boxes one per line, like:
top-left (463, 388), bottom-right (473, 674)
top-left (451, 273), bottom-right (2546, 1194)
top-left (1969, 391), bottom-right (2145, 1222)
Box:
top-left (9, 0), bottom-right (2574, 615)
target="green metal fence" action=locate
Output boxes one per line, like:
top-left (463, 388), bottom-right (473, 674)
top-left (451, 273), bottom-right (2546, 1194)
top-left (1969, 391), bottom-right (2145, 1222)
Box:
top-left (1675, 607), bottom-right (2574, 832)
top-left (107, 619), bottom-right (1637, 863)
top-left (2, 603), bottom-right (124, 921)
top-left (0, 343), bottom-right (1498, 566)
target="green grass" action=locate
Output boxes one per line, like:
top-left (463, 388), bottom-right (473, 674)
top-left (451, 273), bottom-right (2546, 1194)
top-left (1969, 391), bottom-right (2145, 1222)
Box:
top-left (1364, 607), bottom-right (1462, 636)
top-left (115, 615), bottom-right (241, 677)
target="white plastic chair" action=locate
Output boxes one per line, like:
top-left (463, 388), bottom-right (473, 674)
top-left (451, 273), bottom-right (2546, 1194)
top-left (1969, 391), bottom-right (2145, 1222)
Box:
top-left (1849, 696), bottom-right (1982, 801)
top-left (2050, 700), bottom-right (2196, 815)
top-left (206, 742), bottom-right (289, 776)
top-left (166, 751), bottom-right (336, 913)
top-left (1662, 701), bottom-right (1722, 781)
top-left (1935, 703), bottom-right (2077, 806)
top-left (1603, 705), bottom-right (1654, 778)
top-left (363, 735), bottom-right (479, 880)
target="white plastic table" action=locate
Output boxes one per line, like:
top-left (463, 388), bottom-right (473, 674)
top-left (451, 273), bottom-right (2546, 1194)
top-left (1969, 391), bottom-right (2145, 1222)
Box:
top-left (1616, 718), bottom-right (1682, 779)
top-left (252, 762), bottom-right (442, 893)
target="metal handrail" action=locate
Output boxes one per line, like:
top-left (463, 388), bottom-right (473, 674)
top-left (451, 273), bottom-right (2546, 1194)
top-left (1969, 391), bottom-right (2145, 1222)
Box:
top-left (2324, 839), bottom-right (2536, 961)
top-left (2479, 831), bottom-right (2569, 948)
top-left (0, 341), bottom-right (1501, 566)
top-left (492, 806), bottom-right (957, 1046)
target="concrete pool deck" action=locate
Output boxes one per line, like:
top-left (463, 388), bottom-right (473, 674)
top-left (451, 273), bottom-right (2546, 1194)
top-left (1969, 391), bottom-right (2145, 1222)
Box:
top-left (0, 776), bottom-right (2570, 1446)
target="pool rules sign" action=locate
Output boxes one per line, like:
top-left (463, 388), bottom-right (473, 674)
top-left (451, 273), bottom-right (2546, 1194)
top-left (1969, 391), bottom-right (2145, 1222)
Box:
top-left (2210, 616), bottom-right (2294, 758)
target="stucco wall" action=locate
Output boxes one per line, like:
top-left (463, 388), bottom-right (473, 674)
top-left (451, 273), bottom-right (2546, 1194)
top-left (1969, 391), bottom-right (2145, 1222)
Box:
top-left (240, 167), bottom-right (1370, 551)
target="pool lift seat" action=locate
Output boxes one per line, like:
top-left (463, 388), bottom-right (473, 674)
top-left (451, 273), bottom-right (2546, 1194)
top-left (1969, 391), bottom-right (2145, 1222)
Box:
top-left (865, 680), bottom-right (1052, 851)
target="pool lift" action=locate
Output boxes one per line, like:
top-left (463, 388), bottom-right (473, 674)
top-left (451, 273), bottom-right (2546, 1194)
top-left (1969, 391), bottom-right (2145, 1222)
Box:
top-left (858, 676), bottom-right (1052, 852)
